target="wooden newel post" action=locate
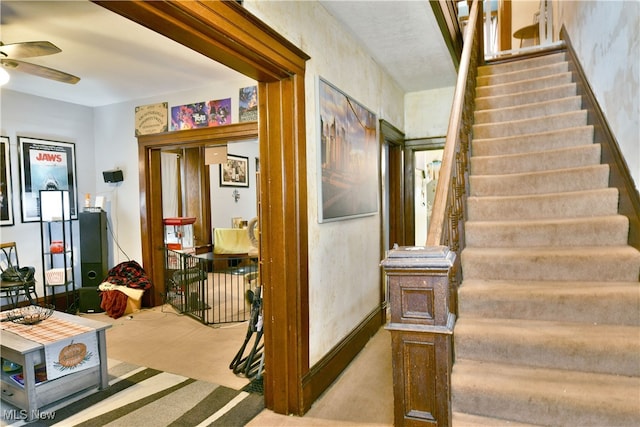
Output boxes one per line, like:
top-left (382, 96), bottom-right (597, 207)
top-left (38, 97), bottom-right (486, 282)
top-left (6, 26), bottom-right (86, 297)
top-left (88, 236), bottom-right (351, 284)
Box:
top-left (381, 245), bottom-right (456, 427)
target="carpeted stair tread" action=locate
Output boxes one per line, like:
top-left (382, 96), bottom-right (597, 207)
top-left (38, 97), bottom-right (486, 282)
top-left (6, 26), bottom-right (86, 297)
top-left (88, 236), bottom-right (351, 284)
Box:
top-left (467, 188), bottom-right (619, 221)
top-left (452, 411), bottom-right (543, 427)
top-left (454, 317), bottom-right (640, 376)
top-left (465, 215), bottom-right (629, 247)
top-left (469, 164), bottom-right (609, 197)
top-left (461, 246), bottom-right (640, 282)
top-left (476, 72), bottom-right (573, 98)
top-left (475, 83), bottom-right (577, 110)
top-left (473, 110), bottom-right (587, 139)
top-left (477, 52), bottom-right (566, 76)
top-left (472, 126), bottom-right (594, 157)
top-left (452, 359), bottom-right (640, 426)
top-left (458, 279), bottom-right (640, 326)
top-left (477, 61), bottom-right (569, 87)
top-left (470, 144), bottom-right (601, 175)
top-left (453, 50), bottom-right (640, 426)
top-left (474, 96), bottom-right (582, 124)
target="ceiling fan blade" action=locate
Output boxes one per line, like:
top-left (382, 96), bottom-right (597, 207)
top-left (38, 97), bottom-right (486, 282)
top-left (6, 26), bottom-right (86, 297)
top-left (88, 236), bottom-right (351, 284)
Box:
top-left (1, 59), bottom-right (80, 84)
top-left (0, 41), bottom-right (62, 59)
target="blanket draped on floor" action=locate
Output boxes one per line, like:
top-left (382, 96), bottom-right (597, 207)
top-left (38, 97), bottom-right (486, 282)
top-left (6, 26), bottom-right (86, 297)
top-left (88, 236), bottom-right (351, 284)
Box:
top-left (99, 261), bottom-right (152, 319)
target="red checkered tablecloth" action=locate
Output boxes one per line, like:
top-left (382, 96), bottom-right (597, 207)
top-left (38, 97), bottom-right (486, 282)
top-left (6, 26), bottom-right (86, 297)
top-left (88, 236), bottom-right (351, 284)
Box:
top-left (0, 315), bottom-right (92, 345)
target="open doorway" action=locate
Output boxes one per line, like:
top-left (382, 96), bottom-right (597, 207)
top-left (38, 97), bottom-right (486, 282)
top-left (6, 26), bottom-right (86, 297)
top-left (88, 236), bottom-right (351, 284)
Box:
top-left (414, 149), bottom-right (445, 245)
top-left (158, 139), bottom-right (260, 326)
top-left (98, 1), bottom-right (312, 414)
top-left (154, 138), bottom-right (264, 390)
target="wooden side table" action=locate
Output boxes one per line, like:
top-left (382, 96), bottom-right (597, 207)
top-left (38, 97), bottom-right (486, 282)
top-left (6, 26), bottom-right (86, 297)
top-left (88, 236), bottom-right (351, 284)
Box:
top-left (514, 23), bottom-right (540, 47)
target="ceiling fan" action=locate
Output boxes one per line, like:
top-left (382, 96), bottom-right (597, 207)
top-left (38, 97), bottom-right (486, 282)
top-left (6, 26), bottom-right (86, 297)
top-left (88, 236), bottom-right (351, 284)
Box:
top-left (0, 40), bottom-right (80, 84)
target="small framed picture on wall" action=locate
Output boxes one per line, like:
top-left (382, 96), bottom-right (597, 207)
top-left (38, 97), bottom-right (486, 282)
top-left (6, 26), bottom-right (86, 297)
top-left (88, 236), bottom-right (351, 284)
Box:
top-left (220, 154), bottom-right (249, 187)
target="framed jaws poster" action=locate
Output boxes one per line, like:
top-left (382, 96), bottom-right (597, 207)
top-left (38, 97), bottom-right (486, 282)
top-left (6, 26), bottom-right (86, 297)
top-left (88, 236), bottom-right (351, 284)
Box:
top-left (18, 137), bottom-right (78, 222)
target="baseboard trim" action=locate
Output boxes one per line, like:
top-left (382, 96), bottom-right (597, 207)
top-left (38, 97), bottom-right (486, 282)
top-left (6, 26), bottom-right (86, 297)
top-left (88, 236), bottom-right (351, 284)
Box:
top-left (561, 26), bottom-right (640, 251)
top-left (301, 304), bottom-right (385, 412)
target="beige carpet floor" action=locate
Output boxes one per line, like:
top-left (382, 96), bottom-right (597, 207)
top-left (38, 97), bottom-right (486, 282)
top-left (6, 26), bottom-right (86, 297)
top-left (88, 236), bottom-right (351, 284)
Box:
top-left (81, 305), bottom-right (393, 426)
top-left (453, 50), bottom-right (640, 425)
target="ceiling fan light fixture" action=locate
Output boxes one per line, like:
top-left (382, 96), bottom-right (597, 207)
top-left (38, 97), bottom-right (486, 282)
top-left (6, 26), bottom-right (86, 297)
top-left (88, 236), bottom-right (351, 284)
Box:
top-left (0, 41), bottom-right (80, 84)
top-left (0, 66), bottom-right (10, 86)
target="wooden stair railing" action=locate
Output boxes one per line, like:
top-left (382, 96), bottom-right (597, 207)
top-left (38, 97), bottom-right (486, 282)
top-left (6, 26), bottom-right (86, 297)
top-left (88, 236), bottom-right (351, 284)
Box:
top-left (381, 1), bottom-right (484, 426)
top-left (426, 0), bottom-right (483, 301)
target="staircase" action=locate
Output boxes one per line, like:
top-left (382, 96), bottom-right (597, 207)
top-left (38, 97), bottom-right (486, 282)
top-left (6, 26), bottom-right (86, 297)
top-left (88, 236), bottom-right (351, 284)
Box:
top-left (451, 51), bottom-right (640, 426)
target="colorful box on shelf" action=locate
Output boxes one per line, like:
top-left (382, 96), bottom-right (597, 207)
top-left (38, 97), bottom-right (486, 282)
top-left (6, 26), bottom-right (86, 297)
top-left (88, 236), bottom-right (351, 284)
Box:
top-left (45, 268), bottom-right (73, 285)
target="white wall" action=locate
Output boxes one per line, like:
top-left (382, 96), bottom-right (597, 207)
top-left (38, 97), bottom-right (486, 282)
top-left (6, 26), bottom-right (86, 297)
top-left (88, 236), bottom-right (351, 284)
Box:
top-left (244, 0), bottom-right (405, 365)
top-left (0, 90), bottom-right (95, 297)
top-left (404, 87), bottom-right (455, 139)
top-left (557, 0), bottom-right (639, 187)
top-left (511, 0), bottom-right (541, 48)
top-left (210, 139), bottom-right (259, 229)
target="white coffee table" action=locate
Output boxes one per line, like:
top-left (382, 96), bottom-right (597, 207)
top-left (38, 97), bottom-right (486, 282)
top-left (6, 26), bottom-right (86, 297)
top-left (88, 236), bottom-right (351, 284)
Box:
top-left (1, 310), bottom-right (110, 421)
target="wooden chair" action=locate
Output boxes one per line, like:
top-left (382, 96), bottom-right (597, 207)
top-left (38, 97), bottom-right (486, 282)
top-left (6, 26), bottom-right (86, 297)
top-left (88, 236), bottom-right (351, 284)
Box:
top-left (0, 242), bottom-right (38, 308)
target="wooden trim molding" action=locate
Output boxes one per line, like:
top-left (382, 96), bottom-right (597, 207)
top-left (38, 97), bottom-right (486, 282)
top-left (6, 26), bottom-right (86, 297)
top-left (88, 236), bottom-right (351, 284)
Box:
top-left (94, 1), bottom-right (308, 82)
top-left (138, 122), bottom-right (260, 148)
top-left (94, 1), bottom-right (311, 415)
top-left (497, 0), bottom-right (512, 52)
top-left (561, 27), bottom-right (640, 250)
top-left (380, 120), bottom-right (407, 251)
top-left (380, 120), bottom-right (405, 144)
top-left (259, 76), bottom-right (311, 413)
top-left (431, 0), bottom-right (463, 70)
top-left (379, 119), bottom-right (406, 323)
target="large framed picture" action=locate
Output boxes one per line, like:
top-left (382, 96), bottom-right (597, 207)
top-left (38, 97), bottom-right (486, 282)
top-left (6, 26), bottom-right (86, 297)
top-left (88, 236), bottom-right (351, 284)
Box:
top-left (317, 77), bottom-right (378, 222)
top-left (18, 137), bottom-right (78, 222)
top-left (1, 136), bottom-right (14, 226)
top-left (219, 154), bottom-right (249, 187)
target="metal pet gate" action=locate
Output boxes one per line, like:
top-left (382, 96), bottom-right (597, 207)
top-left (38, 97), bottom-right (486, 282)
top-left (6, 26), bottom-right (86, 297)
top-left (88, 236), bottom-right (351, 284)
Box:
top-left (164, 248), bottom-right (258, 325)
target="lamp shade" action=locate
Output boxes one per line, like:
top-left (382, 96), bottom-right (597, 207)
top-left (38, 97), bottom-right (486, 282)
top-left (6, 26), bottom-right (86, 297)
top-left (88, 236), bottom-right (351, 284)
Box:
top-left (40, 190), bottom-right (71, 221)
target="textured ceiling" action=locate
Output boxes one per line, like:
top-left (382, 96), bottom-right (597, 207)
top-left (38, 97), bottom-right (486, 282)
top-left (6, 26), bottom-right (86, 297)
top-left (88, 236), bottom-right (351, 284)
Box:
top-left (0, 1), bottom-right (456, 107)
top-left (319, 0), bottom-right (457, 92)
top-left (0, 1), bottom-right (241, 107)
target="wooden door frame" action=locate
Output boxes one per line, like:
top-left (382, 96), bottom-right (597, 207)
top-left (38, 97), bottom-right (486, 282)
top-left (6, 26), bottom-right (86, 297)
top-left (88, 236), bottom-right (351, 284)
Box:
top-left (380, 120), bottom-right (405, 315)
top-left (137, 122), bottom-right (259, 305)
top-left (94, 0), bottom-right (311, 415)
top-left (380, 119), bottom-right (406, 251)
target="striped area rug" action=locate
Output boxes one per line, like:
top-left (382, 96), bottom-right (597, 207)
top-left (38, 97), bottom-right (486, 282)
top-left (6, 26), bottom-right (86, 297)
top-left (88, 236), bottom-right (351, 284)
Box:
top-left (1, 360), bottom-right (264, 427)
